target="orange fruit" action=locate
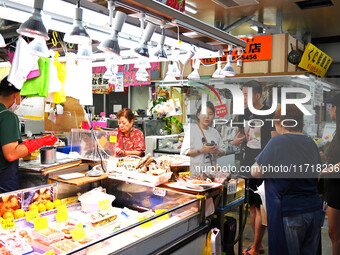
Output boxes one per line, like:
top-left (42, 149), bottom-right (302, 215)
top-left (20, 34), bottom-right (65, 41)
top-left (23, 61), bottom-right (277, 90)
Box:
top-left (14, 209), bottom-right (25, 219)
top-left (45, 201), bottom-right (54, 211)
top-left (37, 204), bottom-right (46, 213)
top-left (3, 212), bottom-right (14, 219)
top-left (29, 204), bottom-right (38, 211)
top-left (53, 199), bottom-right (62, 208)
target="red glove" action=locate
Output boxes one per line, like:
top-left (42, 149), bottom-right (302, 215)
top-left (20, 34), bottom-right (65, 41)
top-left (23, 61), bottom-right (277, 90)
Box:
top-left (22, 135), bottom-right (58, 154)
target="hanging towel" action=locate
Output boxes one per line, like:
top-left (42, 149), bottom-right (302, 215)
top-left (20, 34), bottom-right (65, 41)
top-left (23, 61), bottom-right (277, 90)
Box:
top-left (8, 38), bottom-right (39, 89)
top-left (53, 54), bottom-right (67, 104)
top-left (20, 57), bottom-right (50, 97)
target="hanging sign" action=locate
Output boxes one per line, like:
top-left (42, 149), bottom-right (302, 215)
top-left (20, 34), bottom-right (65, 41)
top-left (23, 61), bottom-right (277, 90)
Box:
top-left (114, 73), bottom-right (124, 92)
top-left (200, 35), bottom-right (272, 65)
top-left (92, 73), bottom-right (109, 94)
top-left (298, 43), bottom-right (333, 77)
top-left (215, 104), bottom-right (228, 117)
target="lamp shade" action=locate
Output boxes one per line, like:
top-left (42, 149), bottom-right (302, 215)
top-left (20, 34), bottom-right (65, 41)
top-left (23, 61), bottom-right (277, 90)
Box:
top-left (64, 7), bottom-right (90, 44)
top-left (134, 22), bottom-right (156, 58)
top-left (17, 0), bottom-right (49, 40)
top-left (28, 37), bottom-right (49, 57)
top-left (154, 31), bottom-right (167, 59)
top-left (212, 61), bottom-right (224, 78)
top-left (76, 44), bottom-right (95, 61)
top-left (98, 11), bottom-right (127, 56)
top-left (221, 55), bottom-right (235, 77)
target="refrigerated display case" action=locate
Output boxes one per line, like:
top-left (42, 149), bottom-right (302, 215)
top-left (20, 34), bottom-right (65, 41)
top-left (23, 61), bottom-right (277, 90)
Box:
top-left (153, 135), bottom-right (183, 157)
top-left (0, 179), bottom-right (206, 255)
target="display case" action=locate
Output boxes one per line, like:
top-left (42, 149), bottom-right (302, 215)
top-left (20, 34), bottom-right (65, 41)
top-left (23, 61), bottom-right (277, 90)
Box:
top-left (0, 180), bottom-right (204, 255)
top-left (153, 135), bottom-right (183, 156)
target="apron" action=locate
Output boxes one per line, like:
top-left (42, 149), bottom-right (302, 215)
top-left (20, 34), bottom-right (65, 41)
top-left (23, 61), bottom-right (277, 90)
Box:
top-left (0, 109), bottom-right (20, 193)
top-left (265, 179), bottom-right (290, 255)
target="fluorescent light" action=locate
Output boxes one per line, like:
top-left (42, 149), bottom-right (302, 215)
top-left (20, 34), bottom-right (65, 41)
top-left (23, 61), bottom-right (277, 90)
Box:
top-left (185, 4), bottom-right (197, 14)
top-left (250, 25), bottom-right (258, 32)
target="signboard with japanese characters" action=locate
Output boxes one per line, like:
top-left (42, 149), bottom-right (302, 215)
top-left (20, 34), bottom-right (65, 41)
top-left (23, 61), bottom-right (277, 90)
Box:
top-left (200, 35), bottom-right (272, 65)
top-left (92, 73), bottom-right (109, 94)
top-left (298, 43), bottom-right (333, 77)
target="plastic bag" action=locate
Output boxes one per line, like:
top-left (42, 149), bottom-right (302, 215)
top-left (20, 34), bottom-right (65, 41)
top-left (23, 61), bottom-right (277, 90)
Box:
top-left (254, 181), bottom-right (266, 213)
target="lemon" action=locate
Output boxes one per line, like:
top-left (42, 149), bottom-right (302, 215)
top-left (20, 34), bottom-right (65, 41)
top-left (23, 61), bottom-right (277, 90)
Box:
top-left (3, 212), bottom-right (14, 219)
top-left (29, 204), bottom-right (38, 211)
top-left (45, 201), bottom-right (54, 211)
top-left (37, 204), bottom-right (46, 213)
top-left (14, 209), bottom-right (25, 219)
top-left (53, 199), bottom-right (62, 208)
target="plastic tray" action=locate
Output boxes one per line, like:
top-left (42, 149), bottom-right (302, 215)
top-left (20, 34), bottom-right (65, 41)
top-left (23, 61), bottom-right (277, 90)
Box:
top-left (32, 227), bottom-right (64, 244)
top-left (49, 239), bottom-right (81, 255)
top-left (31, 238), bottom-right (51, 253)
top-left (126, 171), bottom-right (172, 186)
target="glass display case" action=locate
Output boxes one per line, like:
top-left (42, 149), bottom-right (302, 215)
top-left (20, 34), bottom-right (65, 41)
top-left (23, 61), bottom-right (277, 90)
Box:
top-left (0, 180), bottom-right (203, 255)
top-left (154, 135), bottom-right (183, 156)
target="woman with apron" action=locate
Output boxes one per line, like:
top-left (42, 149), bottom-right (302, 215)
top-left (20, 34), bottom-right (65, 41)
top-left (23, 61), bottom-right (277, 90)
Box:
top-left (0, 77), bottom-right (57, 193)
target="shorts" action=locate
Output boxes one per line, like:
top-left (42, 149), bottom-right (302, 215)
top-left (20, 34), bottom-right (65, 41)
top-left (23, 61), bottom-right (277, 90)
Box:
top-left (246, 178), bottom-right (263, 208)
top-left (325, 178), bottom-right (340, 210)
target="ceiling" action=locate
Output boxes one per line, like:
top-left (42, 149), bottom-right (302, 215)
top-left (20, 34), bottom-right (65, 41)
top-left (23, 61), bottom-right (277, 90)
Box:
top-left (184, 0), bottom-right (339, 41)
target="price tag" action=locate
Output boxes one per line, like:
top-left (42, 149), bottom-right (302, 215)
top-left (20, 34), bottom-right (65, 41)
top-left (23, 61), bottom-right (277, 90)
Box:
top-left (43, 250), bottom-right (55, 255)
top-left (110, 136), bottom-right (117, 143)
top-left (98, 200), bottom-right (110, 208)
top-left (153, 188), bottom-right (166, 197)
top-left (34, 216), bottom-right (48, 231)
top-left (71, 226), bottom-right (86, 241)
top-left (1, 219), bottom-right (15, 229)
top-left (57, 205), bottom-right (67, 212)
top-left (139, 216), bottom-right (152, 228)
top-left (179, 172), bottom-right (191, 177)
top-left (155, 209), bottom-right (169, 220)
top-left (227, 182), bottom-right (237, 195)
top-left (55, 210), bottom-right (69, 223)
top-left (25, 209), bottom-right (40, 222)
top-left (100, 203), bottom-right (112, 211)
top-left (196, 195), bottom-right (205, 199)
top-left (76, 223), bottom-right (83, 228)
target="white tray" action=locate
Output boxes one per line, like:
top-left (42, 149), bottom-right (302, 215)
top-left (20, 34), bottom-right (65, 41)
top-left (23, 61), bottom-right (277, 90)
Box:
top-left (125, 171), bottom-right (173, 186)
top-left (59, 173), bottom-right (85, 180)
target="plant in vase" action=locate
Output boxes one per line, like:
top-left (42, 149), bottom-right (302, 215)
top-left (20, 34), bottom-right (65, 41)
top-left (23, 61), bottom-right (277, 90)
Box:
top-left (149, 97), bottom-right (167, 118)
top-left (163, 116), bottom-right (183, 134)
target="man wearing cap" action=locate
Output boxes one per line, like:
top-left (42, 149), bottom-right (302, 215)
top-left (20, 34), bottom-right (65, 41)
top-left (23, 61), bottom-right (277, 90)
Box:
top-left (0, 77), bottom-right (57, 193)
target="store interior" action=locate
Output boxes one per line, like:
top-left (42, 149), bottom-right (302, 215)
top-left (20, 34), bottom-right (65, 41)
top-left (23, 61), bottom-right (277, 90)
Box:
top-left (0, 0), bottom-right (338, 254)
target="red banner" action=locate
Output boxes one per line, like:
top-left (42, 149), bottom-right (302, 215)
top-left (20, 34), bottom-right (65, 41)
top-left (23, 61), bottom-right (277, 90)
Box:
top-left (201, 34), bottom-right (272, 65)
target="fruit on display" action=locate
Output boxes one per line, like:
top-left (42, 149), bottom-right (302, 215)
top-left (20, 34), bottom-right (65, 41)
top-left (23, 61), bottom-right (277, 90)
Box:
top-left (3, 212), bottom-right (14, 219)
top-left (29, 204), bottom-right (38, 211)
top-left (37, 204), bottom-right (46, 213)
top-left (45, 201), bottom-right (54, 211)
top-left (53, 199), bottom-right (62, 208)
top-left (14, 209), bottom-right (25, 219)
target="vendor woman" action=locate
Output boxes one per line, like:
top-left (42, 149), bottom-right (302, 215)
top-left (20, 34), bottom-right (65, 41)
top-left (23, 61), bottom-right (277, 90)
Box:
top-left (114, 108), bottom-right (145, 157)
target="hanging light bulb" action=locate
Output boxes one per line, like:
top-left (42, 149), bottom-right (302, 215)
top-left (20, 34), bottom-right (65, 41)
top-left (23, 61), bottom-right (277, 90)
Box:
top-left (17, 0), bottom-right (49, 40)
top-left (221, 53), bottom-right (235, 77)
top-left (64, 0), bottom-right (91, 44)
top-left (98, 0), bottom-right (127, 56)
top-left (76, 43), bottom-right (95, 61)
top-left (134, 22), bottom-right (157, 58)
top-left (28, 36), bottom-right (49, 57)
top-left (212, 61), bottom-right (224, 78)
top-left (188, 59), bottom-right (201, 80)
top-left (154, 26), bottom-right (167, 60)
top-left (0, 34), bottom-right (6, 48)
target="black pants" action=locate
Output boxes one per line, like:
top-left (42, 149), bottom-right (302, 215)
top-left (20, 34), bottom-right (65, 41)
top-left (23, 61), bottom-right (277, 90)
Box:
top-left (0, 160), bottom-right (19, 193)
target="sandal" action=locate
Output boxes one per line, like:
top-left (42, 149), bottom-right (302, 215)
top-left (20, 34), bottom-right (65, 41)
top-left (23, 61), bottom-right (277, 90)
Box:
top-left (242, 246), bottom-right (265, 255)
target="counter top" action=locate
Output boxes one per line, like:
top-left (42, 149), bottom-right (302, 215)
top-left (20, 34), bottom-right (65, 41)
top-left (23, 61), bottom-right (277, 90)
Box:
top-left (19, 152), bottom-right (83, 174)
top-left (49, 171), bottom-right (108, 186)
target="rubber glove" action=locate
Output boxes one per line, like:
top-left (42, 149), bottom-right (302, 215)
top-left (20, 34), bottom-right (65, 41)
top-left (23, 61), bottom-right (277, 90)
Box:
top-left (22, 135), bottom-right (58, 154)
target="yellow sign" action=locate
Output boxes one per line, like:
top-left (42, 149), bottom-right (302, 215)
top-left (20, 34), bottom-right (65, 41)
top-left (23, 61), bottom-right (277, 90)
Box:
top-left (179, 172), bottom-right (191, 177)
top-left (57, 205), bottom-right (67, 212)
top-left (25, 209), bottom-right (40, 222)
top-left (155, 209), bottom-right (169, 220)
top-left (34, 216), bottom-right (48, 231)
top-left (98, 200), bottom-right (110, 208)
top-left (43, 250), bottom-right (55, 255)
top-left (55, 210), bottom-right (69, 223)
top-left (139, 216), bottom-right (153, 228)
top-left (71, 226), bottom-right (86, 241)
top-left (298, 43), bottom-right (333, 77)
top-left (100, 203), bottom-right (112, 211)
top-left (2, 219), bottom-right (15, 229)
top-left (76, 223), bottom-right (83, 228)
top-left (110, 136), bottom-right (117, 143)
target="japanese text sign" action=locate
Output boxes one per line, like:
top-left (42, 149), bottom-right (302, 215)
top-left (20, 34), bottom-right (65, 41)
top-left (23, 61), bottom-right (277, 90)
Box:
top-left (200, 35), bottom-right (272, 65)
top-left (298, 43), bottom-right (332, 77)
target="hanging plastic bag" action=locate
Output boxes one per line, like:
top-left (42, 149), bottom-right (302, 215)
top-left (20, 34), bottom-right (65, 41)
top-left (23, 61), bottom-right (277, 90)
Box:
top-left (21, 57), bottom-right (50, 97)
top-left (254, 181), bottom-right (266, 213)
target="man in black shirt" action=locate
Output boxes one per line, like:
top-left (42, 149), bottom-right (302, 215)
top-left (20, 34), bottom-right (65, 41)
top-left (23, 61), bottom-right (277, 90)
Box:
top-left (232, 80), bottom-right (276, 255)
